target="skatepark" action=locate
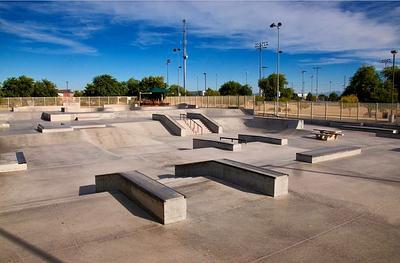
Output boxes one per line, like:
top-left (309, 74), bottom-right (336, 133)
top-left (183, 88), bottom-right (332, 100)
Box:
top-left (0, 105), bottom-right (399, 262)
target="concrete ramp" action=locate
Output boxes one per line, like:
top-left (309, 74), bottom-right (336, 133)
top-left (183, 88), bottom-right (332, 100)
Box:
top-left (0, 152), bottom-right (27, 173)
top-left (186, 112), bottom-right (223, 133)
top-left (152, 114), bottom-right (189, 136)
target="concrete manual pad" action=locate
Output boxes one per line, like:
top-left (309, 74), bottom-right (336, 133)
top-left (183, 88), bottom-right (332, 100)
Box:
top-left (37, 123), bottom-right (74, 133)
top-left (0, 152), bottom-right (27, 173)
top-left (296, 145), bottom-right (361, 163)
top-left (193, 138), bottom-right (241, 151)
top-left (238, 133), bottom-right (288, 145)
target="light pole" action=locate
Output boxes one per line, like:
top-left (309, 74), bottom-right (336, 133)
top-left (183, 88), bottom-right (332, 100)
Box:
top-left (203, 72), bottom-right (207, 92)
top-left (390, 49), bottom-right (398, 122)
top-left (215, 73), bottom-right (218, 91)
top-left (301, 70), bottom-right (306, 100)
top-left (255, 41), bottom-right (268, 95)
top-left (310, 75), bottom-right (314, 95)
top-left (166, 59), bottom-right (171, 88)
top-left (329, 80), bottom-right (332, 94)
top-left (261, 66), bottom-right (268, 78)
top-left (380, 58), bottom-right (391, 69)
top-left (173, 48), bottom-right (181, 94)
top-left (182, 19), bottom-right (188, 96)
top-left (270, 22), bottom-right (282, 113)
top-left (245, 71), bottom-right (248, 85)
top-left (313, 66), bottom-right (321, 100)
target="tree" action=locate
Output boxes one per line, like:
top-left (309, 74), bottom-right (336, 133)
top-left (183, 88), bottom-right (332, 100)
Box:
top-left (328, 92), bottom-right (339, 101)
top-left (237, 84), bottom-right (252, 96)
top-left (84, 75), bottom-right (127, 96)
top-left (219, 81), bottom-right (241, 95)
top-left (125, 78), bottom-right (140, 96)
top-left (1, 76), bottom-right (35, 97)
top-left (343, 65), bottom-right (381, 102)
top-left (318, 94), bottom-right (328, 101)
top-left (139, 76), bottom-right (166, 91)
top-left (74, 90), bottom-right (84, 97)
top-left (168, 84), bottom-right (187, 96)
top-left (280, 87), bottom-right (295, 101)
top-left (33, 79), bottom-right (58, 97)
top-left (382, 66), bottom-right (400, 102)
top-left (259, 73), bottom-right (288, 100)
top-left (341, 94), bottom-right (359, 116)
top-left (306, 92), bottom-right (316, 101)
top-left (204, 88), bottom-right (220, 96)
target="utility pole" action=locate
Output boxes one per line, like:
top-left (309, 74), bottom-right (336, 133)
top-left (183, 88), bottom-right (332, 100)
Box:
top-left (166, 59), bottom-right (171, 87)
top-left (313, 66), bottom-right (321, 99)
top-left (270, 22), bottom-right (282, 110)
top-left (173, 48), bottom-right (181, 95)
top-left (329, 80), bottom-right (332, 94)
top-left (301, 70), bottom-right (306, 100)
top-left (310, 75), bottom-right (314, 95)
top-left (182, 19), bottom-right (188, 96)
top-left (343, 76), bottom-right (347, 90)
top-left (245, 71), bottom-right (248, 85)
top-left (254, 41), bottom-right (268, 95)
top-left (196, 75), bottom-right (199, 93)
top-left (203, 72), bottom-right (207, 92)
top-left (215, 73), bottom-right (218, 91)
top-left (380, 58), bottom-right (391, 69)
top-left (66, 81), bottom-right (69, 90)
top-left (390, 50), bottom-right (398, 122)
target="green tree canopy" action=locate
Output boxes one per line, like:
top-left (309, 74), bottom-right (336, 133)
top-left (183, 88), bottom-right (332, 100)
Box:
top-left (1, 76), bottom-right (35, 97)
top-left (382, 66), bottom-right (400, 102)
top-left (33, 79), bottom-right (58, 97)
top-left (343, 65), bottom-right (384, 102)
top-left (306, 92), bottom-right (316, 101)
top-left (258, 73), bottom-right (288, 100)
top-left (168, 84), bottom-right (187, 96)
top-left (218, 81), bottom-right (252, 96)
top-left (204, 88), bottom-right (220, 96)
top-left (84, 74), bottom-right (127, 96)
top-left (328, 92), bottom-right (339, 101)
top-left (125, 78), bottom-right (140, 96)
top-left (139, 76), bottom-right (166, 91)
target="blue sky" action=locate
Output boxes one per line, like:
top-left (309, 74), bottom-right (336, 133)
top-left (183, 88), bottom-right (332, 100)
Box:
top-left (0, 1), bottom-right (399, 95)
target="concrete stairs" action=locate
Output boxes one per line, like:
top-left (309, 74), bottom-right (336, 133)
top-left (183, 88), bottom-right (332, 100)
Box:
top-left (176, 119), bottom-right (211, 135)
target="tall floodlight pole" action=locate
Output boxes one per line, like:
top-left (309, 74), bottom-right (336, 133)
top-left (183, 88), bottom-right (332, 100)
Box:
top-left (196, 75), bottom-right (199, 93)
top-left (329, 80), bottom-right (332, 94)
top-left (262, 66), bottom-right (268, 78)
top-left (66, 81), bottom-right (69, 90)
top-left (390, 50), bottom-right (398, 122)
top-left (203, 72), bottom-right (207, 92)
top-left (301, 70), bottom-right (306, 100)
top-left (173, 48), bottom-right (181, 95)
top-left (254, 41), bottom-right (268, 95)
top-left (310, 75), bottom-right (314, 95)
top-left (270, 22), bottom-right (282, 112)
top-left (313, 66), bottom-right (321, 100)
top-left (182, 19), bottom-right (188, 96)
top-left (166, 59), bottom-right (171, 87)
top-left (245, 71), bottom-right (248, 85)
top-left (380, 58), bottom-right (391, 69)
top-left (215, 73), bottom-right (218, 91)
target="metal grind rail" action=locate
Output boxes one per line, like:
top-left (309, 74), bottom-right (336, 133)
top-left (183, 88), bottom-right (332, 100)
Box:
top-left (179, 114), bottom-right (203, 135)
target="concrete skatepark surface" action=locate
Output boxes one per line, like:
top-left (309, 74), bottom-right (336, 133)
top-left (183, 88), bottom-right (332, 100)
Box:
top-left (0, 108), bottom-right (399, 262)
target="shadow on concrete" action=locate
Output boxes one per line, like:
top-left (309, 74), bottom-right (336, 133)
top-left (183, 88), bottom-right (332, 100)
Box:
top-left (204, 175), bottom-right (264, 195)
top-left (79, 184), bottom-right (96, 196)
top-left (158, 174), bottom-right (176, 179)
top-left (109, 192), bottom-right (159, 224)
top-left (177, 147), bottom-right (192, 151)
top-left (0, 228), bottom-right (64, 263)
top-left (391, 148), bottom-right (400, 152)
top-left (262, 164), bottom-right (400, 184)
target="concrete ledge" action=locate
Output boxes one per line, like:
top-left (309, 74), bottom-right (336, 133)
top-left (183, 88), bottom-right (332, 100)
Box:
top-left (376, 132), bottom-right (400, 139)
top-left (37, 123), bottom-right (74, 133)
top-left (152, 113), bottom-right (188, 136)
top-left (13, 106), bottom-right (61, 112)
top-left (253, 117), bottom-right (304, 130)
top-left (175, 159), bottom-right (288, 197)
top-left (0, 152), bottom-right (27, 173)
top-left (341, 125), bottom-right (398, 134)
top-left (193, 138), bottom-right (241, 151)
top-left (296, 146), bottom-right (361, 163)
top-left (70, 124), bottom-right (107, 130)
top-left (0, 122), bottom-right (10, 128)
top-left (41, 112), bottom-right (114, 122)
top-left (102, 104), bottom-right (131, 112)
top-left (187, 112), bottom-right (222, 133)
top-left (238, 134), bottom-right (288, 145)
top-left (95, 171), bottom-right (186, 224)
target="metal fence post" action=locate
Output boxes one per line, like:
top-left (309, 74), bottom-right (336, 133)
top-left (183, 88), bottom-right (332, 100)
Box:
top-left (396, 103), bottom-right (399, 124)
top-left (311, 101), bottom-right (313, 120)
top-left (253, 96), bottom-right (256, 115)
top-left (325, 101), bottom-right (327, 120)
top-left (207, 96), bottom-right (209, 108)
top-left (297, 101), bottom-right (300, 118)
top-left (356, 103), bottom-right (359, 121)
top-left (7, 98), bottom-right (10, 109)
top-left (375, 103), bottom-right (378, 121)
top-left (286, 101), bottom-right (289, 117)
top-left (340, 101), bottom-right (343, 120)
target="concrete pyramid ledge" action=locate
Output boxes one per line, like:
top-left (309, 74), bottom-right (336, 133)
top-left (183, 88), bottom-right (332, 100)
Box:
top-left (95, 171), bottom-right (186, 224)
top-left (0, 152), bottom-right (27, 173)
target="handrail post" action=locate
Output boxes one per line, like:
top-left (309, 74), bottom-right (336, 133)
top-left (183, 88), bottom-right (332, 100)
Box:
top-left (324, 101), bottom-right (327, 120)
top-left (375, 103), bottom-right (378, 121)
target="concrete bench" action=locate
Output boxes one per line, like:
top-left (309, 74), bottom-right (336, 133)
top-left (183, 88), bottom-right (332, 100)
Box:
top-left (152, 113), bottom-right (188, 136)
top-left (313, 129), bottom-right (343, 141)
top-left (340, 125), bottom-right (398, 134)
top-left (296, 146), bottom-right (361, 163)
top-left (95, 171), bottom-right (186, 224)
top-left (193, 138), bottom-right (241, 151)
top-left (238, 134), bottom-right (288, 145)
top-left (0, 152), bottom-right (27, 173)
top-left (186, 112), bottom-right (222, 133)
top-left (175, 159), bottom-right (288, 197)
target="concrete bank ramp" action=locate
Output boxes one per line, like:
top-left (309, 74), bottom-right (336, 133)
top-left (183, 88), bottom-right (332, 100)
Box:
top-left (296, 146), bottom-right (361, 163)
top-left (0, 152), bottom-right (27, 173)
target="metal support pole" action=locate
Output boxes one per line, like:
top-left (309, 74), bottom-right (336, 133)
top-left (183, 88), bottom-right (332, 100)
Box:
top-left (311, 101), bottom-right (313, 120)
top-left (325, 101), bottom-right (327, 120)
top-left (356, 103), bottom-right (359, 121)
top-left (340, 101), bottom-right (343, 120)
top-left (375, 103), bottom-right (378, 121)
top-left (263, 101), bottom-right (266, 116)
top-left (286, 101), bottom-right (289, 117)
top-left (297, 101), bottom-right (300, 118)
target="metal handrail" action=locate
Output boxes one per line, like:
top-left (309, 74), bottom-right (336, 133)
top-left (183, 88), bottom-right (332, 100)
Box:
top-left (179, 113), bottom-right (203, 134)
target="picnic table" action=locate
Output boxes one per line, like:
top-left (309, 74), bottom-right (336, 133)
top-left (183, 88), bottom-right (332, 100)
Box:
top-left (313, 129), bottom-right (343, 141)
